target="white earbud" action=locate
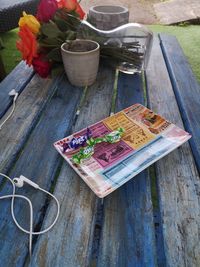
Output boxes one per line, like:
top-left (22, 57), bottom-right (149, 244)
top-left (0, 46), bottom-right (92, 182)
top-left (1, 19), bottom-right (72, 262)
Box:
top-left (13, 175), bottom-right (39, 189)
top-left (9, 89), bottom-right (18, 101)
top-left (0, 172), bottom-right (60, 257)
top-left (9, 89), bottom-right (17, 96)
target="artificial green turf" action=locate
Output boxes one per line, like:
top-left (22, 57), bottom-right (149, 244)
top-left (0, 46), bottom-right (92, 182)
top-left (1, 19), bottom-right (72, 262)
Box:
top-left (0, 25), bottom-right (200, 83)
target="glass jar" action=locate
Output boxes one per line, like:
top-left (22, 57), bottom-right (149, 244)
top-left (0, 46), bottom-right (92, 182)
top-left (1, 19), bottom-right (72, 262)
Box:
top-left (77, 20), bottom-right (153, 74)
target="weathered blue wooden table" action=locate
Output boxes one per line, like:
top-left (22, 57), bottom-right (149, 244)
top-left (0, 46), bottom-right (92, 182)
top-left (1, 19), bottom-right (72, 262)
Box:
top-left (0, 34), bottom-right (200, 267)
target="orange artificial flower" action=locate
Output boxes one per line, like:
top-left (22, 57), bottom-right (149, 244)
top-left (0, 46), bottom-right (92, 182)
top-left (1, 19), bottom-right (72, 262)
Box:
top-left (57, 0), bottom-right (85, 19)
top-left (16, 25), bottom-right (38, 66)
top-left (57, 0), bottom-right (76, 10)
top-left (75, 3), bottom-right (85, 20)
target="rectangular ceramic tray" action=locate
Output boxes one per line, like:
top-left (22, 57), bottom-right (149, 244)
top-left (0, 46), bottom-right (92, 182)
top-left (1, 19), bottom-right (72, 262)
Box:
top-left (54, 103), bottom-right (191, 198)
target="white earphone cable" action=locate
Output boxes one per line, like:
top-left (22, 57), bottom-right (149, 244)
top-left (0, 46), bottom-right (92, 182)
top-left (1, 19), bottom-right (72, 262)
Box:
top-left (0, 173), bottom-right (60, 257)
top-left (0, 91), bottom-right (60, 256)
top-left (0, 92), bottom-right (18, 130)
top-left (10, 187), bottom-right (60, 235)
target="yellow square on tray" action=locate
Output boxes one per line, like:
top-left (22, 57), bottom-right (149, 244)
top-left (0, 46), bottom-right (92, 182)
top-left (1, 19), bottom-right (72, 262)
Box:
top-left (103, 111), bottom-right (156, 150)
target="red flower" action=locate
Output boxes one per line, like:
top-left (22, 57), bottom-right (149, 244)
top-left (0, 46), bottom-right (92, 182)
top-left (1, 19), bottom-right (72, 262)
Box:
top-left (32, 54), bottom-right (52, 78)
top-left (36, 0), bottom-right (58, 22)
top-left (57, 0), bottom-right (85, 19)
top-left (16, 25), bottom-right (38, 66)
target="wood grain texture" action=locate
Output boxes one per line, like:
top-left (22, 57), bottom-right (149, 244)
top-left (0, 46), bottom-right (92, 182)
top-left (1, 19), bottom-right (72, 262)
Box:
top-left (0, 75), bottom-right (83, 267)
top-left (0, 74), bottom-right (61, 175)
top-left (116, 72), bottom-right (146, 109)
top-left (146, 36), bottom-right (200, 267)
top-left (159, 33), bottom-right (200, 174)
top-left (29, 66), bottom-right (116, 267)
top-left (97, 72), bottom-right (157, 267)
top-left (0, 61), bottom-right (34, 119)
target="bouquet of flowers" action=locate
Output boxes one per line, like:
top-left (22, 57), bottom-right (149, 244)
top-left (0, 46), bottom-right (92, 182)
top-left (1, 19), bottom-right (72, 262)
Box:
top-left (17, 0), bottom-right (151, 78)
top-left (16, 0), bottom-right (85, 77)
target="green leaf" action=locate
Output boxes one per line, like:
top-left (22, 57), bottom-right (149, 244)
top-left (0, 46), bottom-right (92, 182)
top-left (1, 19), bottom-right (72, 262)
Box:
top-left (55, 9), bottom-right (81, 31)
top-left (41, 21), bottom-right (61, 38)
top-left (39, 37), bottom-right (64, 48)
top-left (57, 32), bottom-right (68, 40)
top-left (54, 16), bottom-right (69, 32)
top-left (40, 38), bottom-right (62, 45)
top-left (47, 48), bottom-right (62, 62)
top-left (65, 30), bottom-right (77, 40)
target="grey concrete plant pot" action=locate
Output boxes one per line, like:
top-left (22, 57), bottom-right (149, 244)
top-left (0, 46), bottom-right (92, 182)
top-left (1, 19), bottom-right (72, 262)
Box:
top-left (88, 5), bottom-right (129, 30)
top-left (61, 40), bottom-right (100, 87)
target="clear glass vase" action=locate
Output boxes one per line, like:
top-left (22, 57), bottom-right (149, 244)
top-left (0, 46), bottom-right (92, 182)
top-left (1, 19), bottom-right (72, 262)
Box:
top-left (77, 20), bottom-right (153, 74)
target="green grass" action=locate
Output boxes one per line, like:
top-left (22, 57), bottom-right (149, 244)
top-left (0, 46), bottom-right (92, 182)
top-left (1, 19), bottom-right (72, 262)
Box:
top-left (0, 29), bottom-right (21, 74)
top-left (0, 25), bottom-right (200, 83)
top-left (149, 25), bottom-right (200, 83)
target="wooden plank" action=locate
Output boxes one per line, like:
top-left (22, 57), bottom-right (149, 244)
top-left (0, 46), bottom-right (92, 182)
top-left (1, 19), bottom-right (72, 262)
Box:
top-left (116, 72), bottom-right (146, 109)
top-left (159, 33), bottom-right (200, 174)
top-left (0, 75), bottom-right (83, 266)
top-left (153, 210), bottom-right (166, 266)
top-left (0, 61), bottom-right (34, 119)
top-left (29, 66), bottom-right (116, 267)
top-left (97, 72), bottom-right (157, 267)
top-left (0, 74), bottom-right (62, 175)
top-left (146, 35), bottom-right (200, 266)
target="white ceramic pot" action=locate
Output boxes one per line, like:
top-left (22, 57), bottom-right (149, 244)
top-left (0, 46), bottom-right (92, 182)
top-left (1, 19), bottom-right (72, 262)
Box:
top-left (61, 39), bottom-right (100, 87)
top-left (88, 5), bottom-right (129, 30)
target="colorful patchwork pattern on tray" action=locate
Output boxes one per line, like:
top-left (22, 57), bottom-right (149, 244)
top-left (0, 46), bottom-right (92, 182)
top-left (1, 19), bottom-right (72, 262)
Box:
top-left (54, 103), bottom-right (191, 198)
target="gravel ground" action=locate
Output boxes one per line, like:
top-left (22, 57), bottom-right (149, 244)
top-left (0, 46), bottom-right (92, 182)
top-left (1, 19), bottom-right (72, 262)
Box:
top-left (81, 0), bottom-right (162, 24)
